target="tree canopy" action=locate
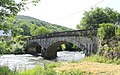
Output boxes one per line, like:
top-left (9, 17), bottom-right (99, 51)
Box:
top-left (16, 15), bottom-right (73, 36)
top-left (77, 7), bottom-right (120, 29)
top-left (0, 0), bottom-right (40, 31)
top-left (33, 26), bottom-right (50, 36)
top-left (0, 0), bottom-right (40, 18)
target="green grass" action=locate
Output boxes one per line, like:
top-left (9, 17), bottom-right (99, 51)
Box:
top-left (19, 62), bottom-right (59, 75)
top-left (19, 65), bottom-right (56, 75)
top-left (82, 55), bottom-right (120, 65)
top-left (0, 66), bottom-right (18, 75)
top-left (58, 70), bottom-right (83, 75)
top-left (0, 62), bottom-right (84, 75)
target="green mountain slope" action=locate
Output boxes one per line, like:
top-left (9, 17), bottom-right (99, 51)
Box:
top-left (16, 15), bottom-right (73, 32)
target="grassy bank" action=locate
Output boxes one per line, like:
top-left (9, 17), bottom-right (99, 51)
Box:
top-left (82, 55), bottom-right (120, 65)
top-left (55, 61), bottom-right (120, 75)
top-left (1, 55), bottom-right (120, 75)
top-left (0, 66), bottom-right (17, 75)
top-left (55, 55), bottom-right (120, 75)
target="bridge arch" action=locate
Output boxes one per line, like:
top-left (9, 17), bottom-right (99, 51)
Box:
top-left (25, 29), bottom-right (99, 59)
top-left (41, 40), bottom-right (87, 59)
top-left (26, 42), bottom-right (41, 54)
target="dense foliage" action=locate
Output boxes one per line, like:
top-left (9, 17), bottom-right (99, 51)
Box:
top-left (16, 15), bottom-right (73, 36)
top-left (97, 23), bottom-right (120, 59)
top-left (77, 7), bottom-right (120, 29)
top-left (76, 7), bottom-right (120, 59)
top-left (0, 66), bottom-right (17, 75)
top-left (98, 23), bottom-right (115, 40)
top-left (0, 0), bottom-right (41, 54)
top-left (0, 0), bottom-right (40, 31)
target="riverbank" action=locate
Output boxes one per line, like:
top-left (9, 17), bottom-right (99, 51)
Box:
top-left (55, 55), bottom-right (120, 75)
top-left (1, 55), bottom-right (120, 75)
top-left (55, 61), bottom-right (120, 75)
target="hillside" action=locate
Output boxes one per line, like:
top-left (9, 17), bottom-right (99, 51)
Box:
top-left (16, 15), bottom-right (73, 32)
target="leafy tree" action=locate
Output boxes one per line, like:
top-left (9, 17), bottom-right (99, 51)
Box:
top-left (115, 25), bottom-right (120, 36)
top-left (65, 43), bottom-right (73, 51)
top-left (77, 7), bottom-right (120, 29)
top-left (29, 24), bottom-right (38, 36)
top-left (0, 0), bottom-right (40, 54)
top-left (0, 41), bottom-right (10, 54)
top-left (0, 0), bottom-right (40, 18)
top-left (0, 0), bottom-right (40, 31)
top-left (18, 21), bottom-right (31, 36)
top-left (98, 23), bottom-right (115, 40)
top-left (17, 15), bottom-right (73, 33)
top-left (11, 25), bottom-right (23, 40)
top-left (33, 26), bottom-right (50, 36)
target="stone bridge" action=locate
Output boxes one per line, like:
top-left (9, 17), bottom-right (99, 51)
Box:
top-left (25, 29), bottom-right (99, 59)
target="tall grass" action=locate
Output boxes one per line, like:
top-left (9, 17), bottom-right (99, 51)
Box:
top-left (0, 62), bottom-right (84, 75)
top-left (0, 66), bottom-right (18, 75)
top-left (19, 65), bottom-right (56, 75)
top-left (82, 55), bottom-right (120, 64)
top-left (58, 71), bottom-right (83, 75)
top-left (19, 62), bottom-right (60, 75)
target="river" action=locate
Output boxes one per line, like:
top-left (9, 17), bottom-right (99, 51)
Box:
top-left (0, 51), bottom-right (85, 71)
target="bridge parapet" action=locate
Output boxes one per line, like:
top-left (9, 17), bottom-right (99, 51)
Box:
top-left (25, 29), bottom-right (98, 59)
top-left (26, 29), bottom-right (97, 40)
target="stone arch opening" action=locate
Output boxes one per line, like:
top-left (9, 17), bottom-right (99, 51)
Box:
top-left (43, 41), bottom-right (86, 59)
top-left (26, 42), bottom-right (42, 54)
top-left (57, 42), bottom-right (82, 52)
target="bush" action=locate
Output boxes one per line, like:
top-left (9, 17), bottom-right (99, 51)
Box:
top-left (19, 65), bottom-right (57, 75)
top-left (0, 66), bottom-right (18, 75)
top-left (0, 41), bottom-right (11, 54)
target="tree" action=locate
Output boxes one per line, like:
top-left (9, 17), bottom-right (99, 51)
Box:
top-left (65, 43), bottom-right (73, 51)
top-left (0, 0), bottom-right (40, 19)
top-left (18, 21), bottom-right (31, 36)
top-left (33, 26), bottom-right (50, 36)
top-left (98, 23), bottom-right (115, 40)
top-left (77, 7), bottom-right (120, 29)
top-left (29, 24), bottom-right (38, 36)
top-left (0, 0), bottom-right (40, 31)
top-left (11, 25), bottom-right (23, 39)
top-left (115, 25), bottom-right (120, 36)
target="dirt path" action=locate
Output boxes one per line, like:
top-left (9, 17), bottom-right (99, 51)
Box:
top-left (55, 61), bottom-right (120, 75)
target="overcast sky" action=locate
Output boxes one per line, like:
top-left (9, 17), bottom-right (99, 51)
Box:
top-left (18, 0), bottom-right (120, 29)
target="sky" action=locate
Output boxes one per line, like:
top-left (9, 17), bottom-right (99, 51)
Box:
top-left (18, 0), bottom-right (120, 29)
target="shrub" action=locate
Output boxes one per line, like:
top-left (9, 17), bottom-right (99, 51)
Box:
top-left (19, 65), bottom-right (57, 75)
top-left (0, 41), bottom-right (11, 54)
top-left (0, 66), bottom-right (17, 75)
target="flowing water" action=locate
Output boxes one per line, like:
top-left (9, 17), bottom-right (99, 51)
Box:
top-left (0, 51), bottom-right (85, 71)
